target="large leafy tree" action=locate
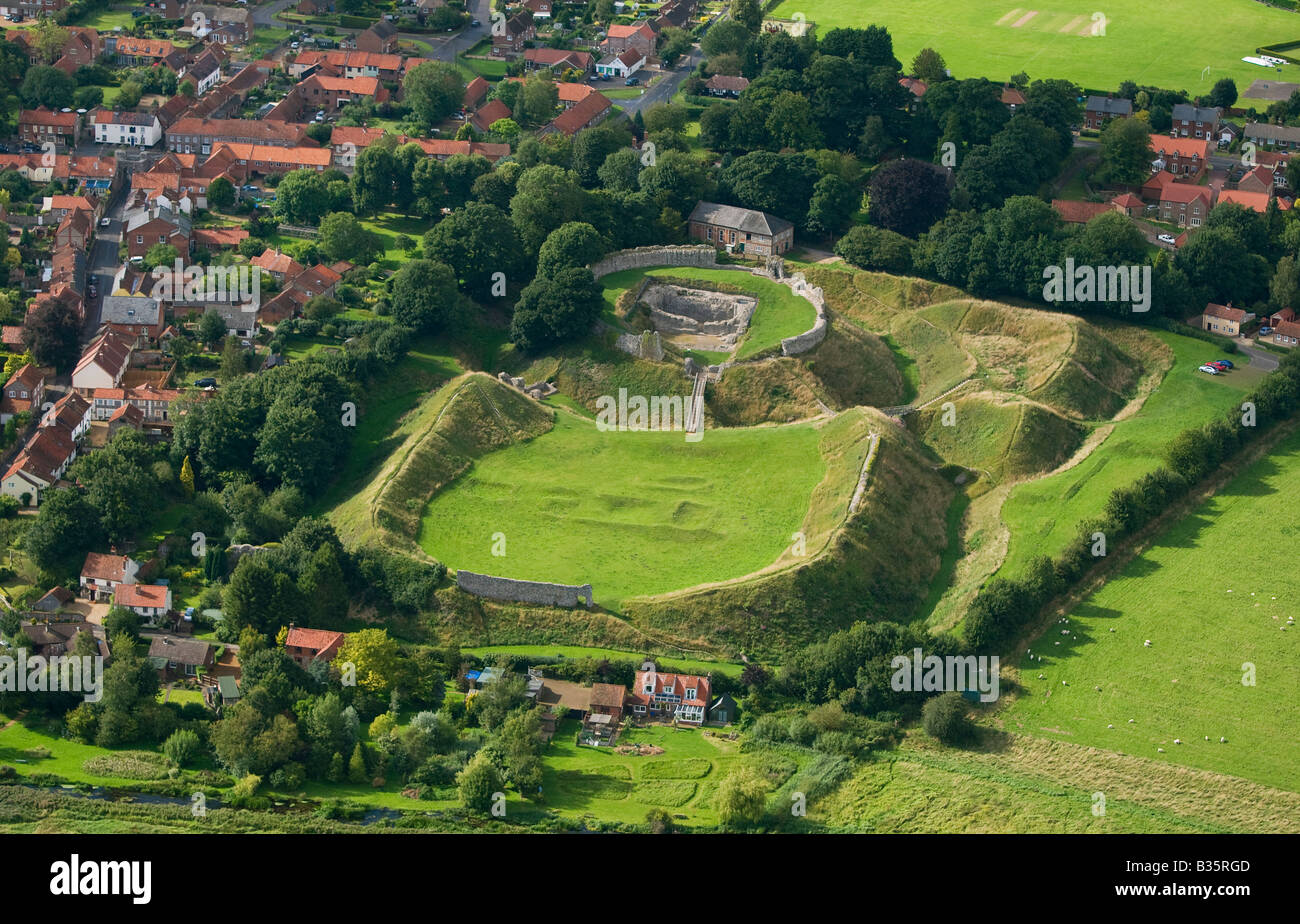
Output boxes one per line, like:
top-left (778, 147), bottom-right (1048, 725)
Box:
top-left (509, 164), bottom-right (587, 255)
top-left (22, 295), bottom-right (81, 371)
top-left (24, 488), bottom-right (104, 576)
top-left (1096, 117), bottom-right (1154, 187)
top-left (390, 259), bottom-right (460, 332)
top-left (403, 61), bottom-right (466, 128)
top-left (509, 267), bottom-right (603, 352)
top-left (318, 211), bottom-right (381, 265)
top-left (867, 157), bottom-right (950, 238)
top-left (422, 201), bottom-right (521, 299)
top-left (275, 169), bottom-right (335, 225)
top-left (536, 222), bottom-right (608, 278)
top-left (223, 554), bottom-right (303, 638)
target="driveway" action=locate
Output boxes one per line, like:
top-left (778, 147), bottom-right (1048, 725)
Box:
top-left (616, 51), bottom-right (703, 116)
top-left (1236, 337), bottom-right (1279, 371)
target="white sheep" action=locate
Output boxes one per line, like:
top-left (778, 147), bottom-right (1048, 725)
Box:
top-left (1158, 747), bottom-right (1165, 753)
top-left (1107, 724), bottom-right (1114, 729)
top-left (1129, 718), bottom-right (1136, 723)
top-left (1174, 739), bottom-right (1181, 744)
top-left (1220, 737), bottom-right (1227, 743)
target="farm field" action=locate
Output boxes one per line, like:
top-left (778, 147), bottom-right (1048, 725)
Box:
top-left (771, 0), bottom-right (1300, 92)
top-left (418, 410), bottom-right (827, 607)
top-left (1002, 425), bottom-right (1300, 792)
top-left (598, 265), bottom-right (818, 360)
top-left (996, 331), bottom-right (1263, 578)
top-left (811, 735), bottom-right (1298, 832)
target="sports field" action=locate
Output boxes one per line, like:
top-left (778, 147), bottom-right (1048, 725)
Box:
top-left (772, 0), bottom-right (1300, 92)
top-left (1003, 425), bottom-right (1300, 792)
top-left (418, 411), bottom-right (828, 606)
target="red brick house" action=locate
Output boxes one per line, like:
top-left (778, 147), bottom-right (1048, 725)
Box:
top-left (357, 20), bottom-right (398, 54)
top-left (627, 669), bottom-right (711, 724)
top-left (19, 108), bottom-right (80, 147)
top-left (688, 201), bottom-right (794, 256)
top-left (1084, 95), bottom-right (1132, 131)
top-left (284, 626), bottom-right (346, 668)
top-left (539, 90), bottom-right (612, 136)
top-left (1152, 182), bottom-right (1212, 228)
top-left (601, 21), bottom-right (655, 58)
top-left (1150, 134), bottom-right (1211, 181)
top-left (492, 11), bottom-right (535, 57)
top-left (0, 364), bottom-right (45, 426)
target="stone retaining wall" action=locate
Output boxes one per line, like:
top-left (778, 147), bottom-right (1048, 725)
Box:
top-left (457, 570), bottom-right (594, 608)
top-left (779, 272), bottom-right (829, 356)
top-left (590, 245), bottom-right (719, 280)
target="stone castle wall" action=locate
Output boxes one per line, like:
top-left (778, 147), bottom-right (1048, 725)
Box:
top-left (457, 570), bottom-right (594, 608)
top-left (589, 245), bottom-right (719, 280)
top-left (779, 273), bottom-right (828, 356)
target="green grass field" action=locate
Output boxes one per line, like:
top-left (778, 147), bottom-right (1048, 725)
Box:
top-left (1002, 425), bottom-right (1300, 792)
top-left (418, 410), bottom-right (826, 607)
top-left (772, 0), bottom-right (1300, 92)
top-left (541, 721), bottom-right (755, 827)
top-left (997, 331), bottom-right (1263, 577)
top-left (598, 266), bottom-right (818, 360)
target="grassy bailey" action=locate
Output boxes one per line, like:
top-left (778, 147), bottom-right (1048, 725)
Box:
top-left (620, 409), bottom-right (955, 661)
top-left (330, 372), bottom-right (553, 553)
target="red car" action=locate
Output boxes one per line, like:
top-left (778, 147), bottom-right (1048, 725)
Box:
top-left (1208, 361), bottom-right (1231, 371)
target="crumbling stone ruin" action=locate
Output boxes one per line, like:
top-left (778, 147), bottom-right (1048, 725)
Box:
top-left (457, 570), bottom-right (594, 608)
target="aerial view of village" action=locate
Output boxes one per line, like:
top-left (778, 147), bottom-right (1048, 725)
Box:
top-left (0, 0), bottom-right (1294, 886)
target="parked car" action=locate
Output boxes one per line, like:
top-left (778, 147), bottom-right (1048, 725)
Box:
top-left (1260, 326), bottom-right (1273, 335)
top-left (193, 377), bottom-right (217, 388)
top-left (471, 18), bottom-right (481, 26)
top-left (99, 217), bottom-right (110, 228)
top-left (1157, 233), bottom-right (1177, 245)
top-left (87, 284), bottom-right (97, 298)
top-left (1208, 361), bottom-right (1231, 371)
top-left (1214, 359), bottom-right (1235, 369)
top-left (1198, 365), bottom-right (1220, 375)
top-left (625, 76), bottom-right (640, 86)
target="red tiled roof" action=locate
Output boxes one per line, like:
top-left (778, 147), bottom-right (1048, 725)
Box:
top-left (1217, 189), bottom-right (1270, 213)
top-left (546, 91), bottom-right (612, 135)
top-left (1150, 134), bottom-right (1211, 160)
top-left (1051, 199), bottom-right (1112, 223)
top-left (1158, 183), bottom-right (1212, 205)
top-left (81, 552), bottom-right (134, 583)
top-left (114, 584), bottom-right (169, 608)
top-left (1204, 302), bottom-right (1248, 322)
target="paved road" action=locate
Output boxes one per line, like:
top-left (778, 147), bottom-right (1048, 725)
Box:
top-left (615, 50), bottom-right (703, 116)
top-left (1236, 337), bottom-right (1280, 371)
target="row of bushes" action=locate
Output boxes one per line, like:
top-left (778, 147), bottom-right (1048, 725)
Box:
top-left (965, 348), bottom-right (1300, 652)
top-left (1152, 316), bottom-right (1239, 353)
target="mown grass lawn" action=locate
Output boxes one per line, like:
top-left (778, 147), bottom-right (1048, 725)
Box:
top-left (997, 331), bottom-right (1263, 577)
top-left (541, 721), bottom-right (744, 827)
top-left (1002, 424), bottom-right (1300, 792)
top-left (359, 213), bottom-right (433, 272)
top-left (419, 410), bottom-right (826, 607)
top-left (771, 0), bottom-right (1300, 93)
